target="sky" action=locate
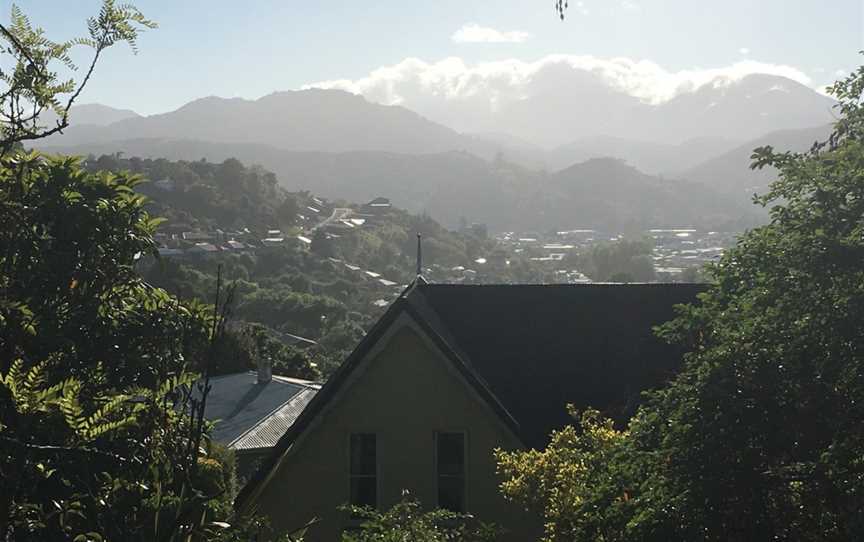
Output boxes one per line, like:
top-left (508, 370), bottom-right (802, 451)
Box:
top-left (6, 0), bottom-right (864, 115)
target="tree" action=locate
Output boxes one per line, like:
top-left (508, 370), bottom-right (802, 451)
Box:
top-left (342, 495), bottom-right (498, 542)
top-left (574, 238), bottom-right (656, 282)
top-left (0, 1), bottom-right (155, 153)
top-left (0, 4), bottom-right (291, 539)
top-left (496, 65), bottom-right (864, 541)
top-left (0, 153), bottom-right (240, 541)
top-left (496, 409), bottom-right (632, 542)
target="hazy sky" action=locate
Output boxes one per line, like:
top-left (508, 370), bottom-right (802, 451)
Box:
top-left (8, 0), bottom-right (863, 115)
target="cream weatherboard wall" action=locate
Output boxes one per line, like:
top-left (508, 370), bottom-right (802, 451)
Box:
top-left (252, 314), bottom-right (541, 541)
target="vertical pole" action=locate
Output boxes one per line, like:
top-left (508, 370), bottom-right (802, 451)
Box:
top-left (416, 233), bottom-right (422, 277)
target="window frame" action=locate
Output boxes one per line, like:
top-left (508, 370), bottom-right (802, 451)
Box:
top-left (434, 430), bottom-right (468, 513)
top-left (347, 432), bottom-right (378, 510)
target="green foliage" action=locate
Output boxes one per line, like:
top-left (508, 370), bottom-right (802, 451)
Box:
top-left (495, 64), bottom-right (864, 541)
top-left (90, 154), bottom-right (289, 232)
top-left (0, 1), bottom-right (155, 152)
top-left (572, 238), bottom-right (656, 282)
top-left (496, 409), bottom-right (632, 542)
top-left (341, 496), bottom-right (499, 542)
top-left (0, 152), bottom-right (261, 541)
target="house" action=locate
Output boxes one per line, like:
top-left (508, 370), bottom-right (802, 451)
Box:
top-left (153, 178), bottom-right (176, 191)
top-left (236, 281), bottom-right (705, 540)
top-left (360, 197), bottom-right (392, 220)
top-left (204, 361), bottom-right (320, 478)
top-left (188, 242), bottom-right (219, 255)
top-left (182, 230), bottom-right (214, 242)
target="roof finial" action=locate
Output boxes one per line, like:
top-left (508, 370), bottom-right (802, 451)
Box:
top-left (416, 233), bottom-right (423, 277)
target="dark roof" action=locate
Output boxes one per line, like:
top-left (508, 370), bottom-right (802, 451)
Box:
top-left (204, 372), bottom-right (319, 449)
top-left (236, 282), bottom-right (704, 510)
top-left (408, 283), bottom-right (705, 448)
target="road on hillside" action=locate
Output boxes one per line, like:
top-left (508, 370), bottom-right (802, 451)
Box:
top-left (310, 207), bottom-right (353, 232)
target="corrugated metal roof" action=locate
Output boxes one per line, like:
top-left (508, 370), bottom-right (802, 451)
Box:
top-left (230, 388), bottom-right (318, 450)
top-left (203, 372), bottom-right (319, 449)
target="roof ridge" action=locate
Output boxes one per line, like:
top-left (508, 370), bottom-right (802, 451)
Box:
top-left (418, 282), bottom-right (700, 287)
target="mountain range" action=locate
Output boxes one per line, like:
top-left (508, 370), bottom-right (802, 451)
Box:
top-left (37, 72), bottom-right (837, 230)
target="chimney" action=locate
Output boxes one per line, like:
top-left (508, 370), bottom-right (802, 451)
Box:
top-left (257, 356), bottom-right (272, 384)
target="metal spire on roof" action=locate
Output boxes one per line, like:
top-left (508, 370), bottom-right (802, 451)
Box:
top-left (416, 233), bottom-right (423, 277)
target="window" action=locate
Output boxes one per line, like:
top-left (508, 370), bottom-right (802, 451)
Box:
top-left (349, 433), bottom-right (377, 508)
top-left (436, 432), bottom-right (465, 512)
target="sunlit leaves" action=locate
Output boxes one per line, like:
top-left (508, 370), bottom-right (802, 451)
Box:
top-left (0, 1), bottom-right (156, 151)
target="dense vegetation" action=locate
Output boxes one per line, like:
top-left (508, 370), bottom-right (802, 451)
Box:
top-left (6, 3), bottom-right (861, 541)
top-left (495, 66), bottom-right (864, 542)
top-left (0, 4), bottom-right (291, 540)
top-left (79, 153), bottom-right (563, 377)
top-left (0, 153), bottom-right (251, 540)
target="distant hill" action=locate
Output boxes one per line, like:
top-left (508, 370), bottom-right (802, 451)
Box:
top-left (546, 135), bottom-right (738, 174)
top-left (40, 74), bottom-right (835, 172)
top-left (42, 103), bottom-right (140, 127)
top-left (539, 158), bottom-right (760, 231)
top-left (41, 89), bottom-right (501, 158)
top-left (40, 138), bottom-right (761, 232)
top-left (680, 124), bottom-right (832, 195)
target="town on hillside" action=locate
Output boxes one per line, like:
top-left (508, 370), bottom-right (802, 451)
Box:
top-left (2, 2), bottom-right (861, 542)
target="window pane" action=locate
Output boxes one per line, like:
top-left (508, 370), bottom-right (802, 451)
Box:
top-left (437, 433), bottom-right (464, 476)
top-left (438, 475), bottom-right (464, 513)
top-left (350, 433), bottom-right (376, 476)
top-left (350, 477), bottom-right (377, 508)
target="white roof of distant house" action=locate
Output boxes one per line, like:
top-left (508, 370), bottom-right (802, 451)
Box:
top-left (191, 242), bottom-right (218, 252)
top-left (183, 231), bottom-right (214, 241)
top-left (296, 235), bottom-right (312, 244)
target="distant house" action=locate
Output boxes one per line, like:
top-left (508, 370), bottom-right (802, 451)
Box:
top-left (183, 230), bottom-right (215, 243)
top-left (153, 178), bottom-right (176, 192)
top-left (188, 242), bottom-right (219, 255)
top-left (204, 361), bottom-right (320, 478)
top-left (261, 237), bottom-right (285, 247)
top-left (225, 239), bottom-right (247, 251)
top-left (236, 281), bottom-right (704, 541)
top-left (361, 197), bottom-right (392, 217)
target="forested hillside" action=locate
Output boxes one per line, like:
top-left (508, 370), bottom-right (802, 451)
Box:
top-left (49, 141), bottom-right (763, 231)
top-left (81, 154), bottom-right (559, 377)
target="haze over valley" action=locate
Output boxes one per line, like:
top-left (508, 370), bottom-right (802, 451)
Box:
top-left (39, 58), bottom-right (835, 232)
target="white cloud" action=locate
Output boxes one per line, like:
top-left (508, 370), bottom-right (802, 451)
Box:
top-left (835, 68), bottom-right (848, 77)
top-left (575, 1), bottom-right (590, 15)
top-left (619, 0), bottom-right (641, 11)
top-left (739, 47), bottom-right (750, 55)
top-left (451, 23), bottom-right (531, 44)
top-left (308, 55), bottom-right (813, 111)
